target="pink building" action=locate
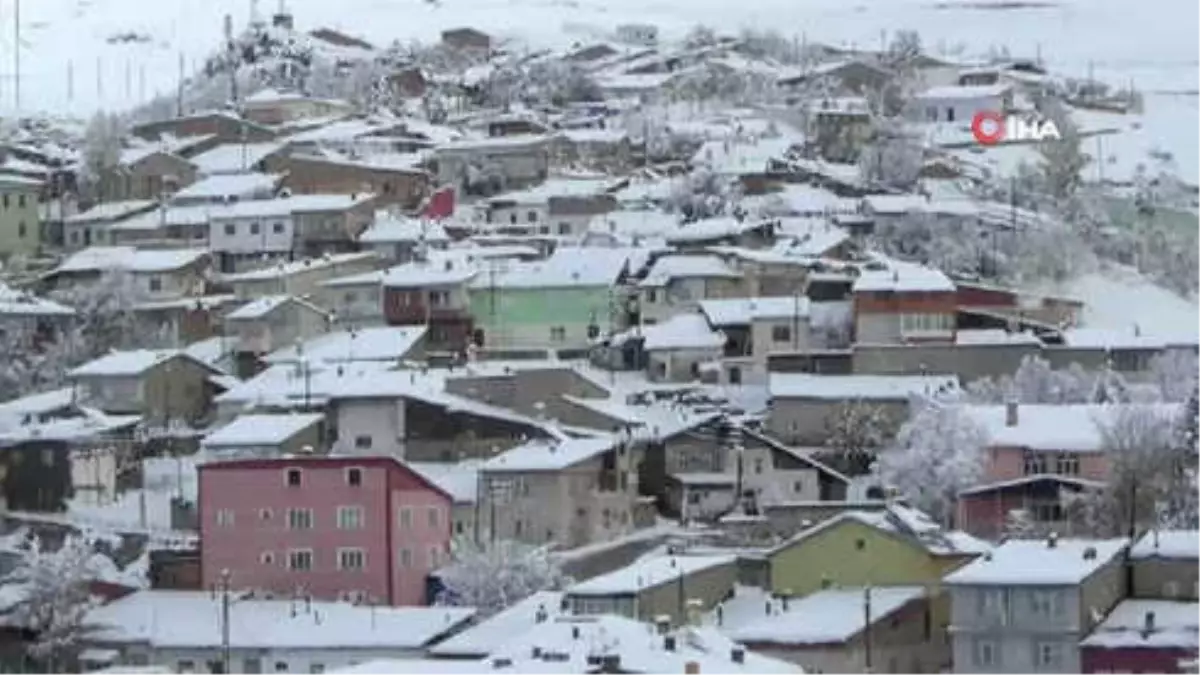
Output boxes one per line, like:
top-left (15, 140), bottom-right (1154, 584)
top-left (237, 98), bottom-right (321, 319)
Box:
top-left (955, 402), bottom-right (1179, 537)
top-left (199, 455), bottom-right (453, 606)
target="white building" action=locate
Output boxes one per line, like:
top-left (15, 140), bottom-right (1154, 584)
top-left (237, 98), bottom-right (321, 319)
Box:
top-left (83, 590), bottom-right (476, 673)
top-left (910, 83), bottom-right (1014, 124)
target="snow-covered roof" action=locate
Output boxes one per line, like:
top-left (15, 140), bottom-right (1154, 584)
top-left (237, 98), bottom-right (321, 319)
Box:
top-left (170, 172), bottom-right (282, 202)
top-left (566, 554), bottom-right (735, 596)
top-left (639, 254), bottom-right (740, 287)
top-left (699, 297), bottom-right (809, 325)
top-left (852, 258), bottom-right (955, 293)
top-left (64, 199), bottom-right (156, 224)
top-left (1060, 327), bottom-right (1175, 350)
top-left (409, 461), bottom-right (484, 505)
top-left (262, 326), bottom-right (426, 365)
top-left (588, 210), bottom-right (681, 238)
top-left (768, 373), bottom-right (960, 400)
top-left (87, 590), bottom-right (475, 649)
top-left (1130, 530), bottom-right (1199, 561)
top-left (435, 133), bottom-right (554, 153)
top-left (722, 585), bottom-right (925, 646)
top-left (68, 349), bottom-right (183, 378)
top-left (202, 412), bottom-right (325, 448)
top-left (671, 472), bottom-right (736, 485)
top-left (0, 387), bottom-right (76, 423)
top-left (382, 260), bottom-right (478, 288)
top-left (482, 436), bottom-right (618, 473)
top-left (1080, 600), bottom-right (1199, 650)
top-left (914, 83), bottom-right (1012, 100)
top-left (664, 217), bottom-right (775, 245)
top-left (944, 537), bottom-right (1129, 586)
top-left (487, 178), bottom-right (612, 205)
top-left (619, 313), bottom-right (726, 352)
top-left (467, 247), bottom-right (629, 290)
top-left (0, 284), bottom-right (75, 317)
top-left (962, 403), bottom-right (1181, 453)
top-left (691, 137), bottom-right (796, 176)
top-left (226, 295), bottom-right (328, 321)
top-left (53, 246), bottom-right (209, 274)
top-left (770, 504), bottom-right (991, 558)
top-left (209, 193), bottom-right (375, 219)
top-left (429, 591), bottom-right (566, 657)
top-left (955, 329), bottom-right (1043, 346)
top-left (190, 142), bottom-right (286, 175)
top-left (0, 409), bottom-right (141, 445)
top-left (359, 216), bottom-right (450, 244)
top-left (220, 252), bottom-right (378, 282)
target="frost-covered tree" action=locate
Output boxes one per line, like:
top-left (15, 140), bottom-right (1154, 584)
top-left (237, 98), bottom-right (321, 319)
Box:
top-left (1, 534), bottom-right (104, 671)
top-left (435, 539), bottom-right (571, 618)
top-left (1003, 508), bottom-right (1038, 539)
top-left (873, 396), bottom-right (989, 527)
top-left (966, 356), bottom-right (1104, 405)
top-left (1036, 98), bottom-right (1088, 209)
top-left (0, 328), bottom-right (85, 402)
top-left (1065, 405), bottom-right (1195, 536)
top-left (858, 119), bottom-right (924, 191)
top-left (51, 270), bottom-right (146, 360)
top-left (81, 112), bottom-right (125, 201)
top-left (823, 400), bottom-right (890, 475)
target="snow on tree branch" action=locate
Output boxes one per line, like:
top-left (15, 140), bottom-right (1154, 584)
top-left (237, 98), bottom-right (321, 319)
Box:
top-left (1065, 404), bottom-right (1195, 536)
top-left (822, 399), bottom-right (890, 475)
top-left (0, 534), bottom-right (107, 670)
top-left (873, 396), bottom-right (988, 527)
top-left (435, 538), bottom-right (571, 619)
top-left (965, 355), bottom-right (1149, 405)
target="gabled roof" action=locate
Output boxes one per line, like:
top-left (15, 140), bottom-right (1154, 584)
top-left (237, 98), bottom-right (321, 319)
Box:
top-left (481, 436), bottom-right (618, 473)
top-left (768, 503), bottom-right (990, 559)
top-left (944, 537), bottom-right (1129, 586)
top-left (67, 349), bottom-right (220, 379)
top-left (202, 412), bottom-right (325, 448)
top-left (565, 554), bottom-right (736, 596)
top-left (722, 585), bottom-right (926, 646)
top-left (225, 295), bottom-right (330, 322)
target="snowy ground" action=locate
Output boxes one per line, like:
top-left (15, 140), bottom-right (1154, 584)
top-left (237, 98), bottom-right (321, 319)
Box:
top-left (1032, 264), bottom-right (1199, 340)
top-left (4, 0), bottom-right (1196, 115)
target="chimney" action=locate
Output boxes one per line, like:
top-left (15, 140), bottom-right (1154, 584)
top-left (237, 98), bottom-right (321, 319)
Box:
top-left (663, 635), bottom-right (677, 652)
top-left (571, 626), bottom-right (581, 640)
top-left (1143, 611), bottom-right (1157, 636)
top-left (1005, 399), bottom-right (1019, 427)
top-left (685, 661), bottom-right (701, 675)
top-left (1047, 531), bottom-right (1059, 549)
top-left (534, 604), bottom-right (548, 623)
top-left (491, 658), bottom-right (513, 669)
top-left (531, 647), bottom-right (542, 659)
top-left (1083, 546), bottom-right (1097, 560)
top-left (731, 648), bottom-right (745, 665)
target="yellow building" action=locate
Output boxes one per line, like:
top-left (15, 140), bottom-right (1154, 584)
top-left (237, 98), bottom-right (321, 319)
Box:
top-left (0, 174), bottom-right (43, 258)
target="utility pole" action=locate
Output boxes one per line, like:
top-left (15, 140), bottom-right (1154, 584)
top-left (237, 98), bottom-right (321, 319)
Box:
top-left (863, 585), bottom-right (874, 672)
top-left (219, 569), bottom-right (233, 673)
top-left (13, 0), bottom-right (21, 112)
top-left (177, 52), bottom-right (186, 116)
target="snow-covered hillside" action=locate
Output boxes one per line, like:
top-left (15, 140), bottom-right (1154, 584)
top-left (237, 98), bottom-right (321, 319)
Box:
top-left (7, 0), bottom-right (1198, 113)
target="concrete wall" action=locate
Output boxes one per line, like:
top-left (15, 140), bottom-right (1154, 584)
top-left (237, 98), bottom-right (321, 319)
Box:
top-left (1132, 558), bottom-right (1200, 600)
top-left (852, 342), bottom-right (1039, 381)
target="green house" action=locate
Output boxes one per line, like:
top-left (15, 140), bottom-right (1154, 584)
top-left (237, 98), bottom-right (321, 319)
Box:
top-left (468, 248), bottom-right (631, 350)
top-left (0, 174), bottom-right (43, 259)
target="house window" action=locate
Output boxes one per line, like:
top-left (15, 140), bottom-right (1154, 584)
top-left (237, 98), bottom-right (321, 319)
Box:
top-left (527, 210), bottom-right (538, 223)
top-left (286, 469), bottom-right (302, 486)
top-left (354, 435), bottom-right (372, 450)
top-left (1055, 454), bottom-right (1080, 476)
top-left (946, 107), bottom-right (956, 122)
top-left (977, 589), bottom-right (1007, 620)
top-left (224, 223), bottom-right (236, 236)
top-left (273, 222), bottom-right (285, 233)
top-left (772, 324), bottom-right (792, 343)
top-left (1023, 451), bottom-right (1047, 475)
top-left (687, 491), bottom-right (701, 505)
top-left (346, 468), bottom-right (362, 486)
top-left (275, 662), bottom-right (288, 672)
top-left (178, 660), bottom-right (196, 673)
top-left (793, 480), bottom-right (804, 493)
top-left (337, 506), bottom-right (364, 530)
top-left (455, 520), bottom-right (465, 535)
top-left (399, 507), bottom-right (413, 529)
top-left (550, 326), bottom-right (566, 342)
top-left (250, 222), bottom-right (261, 235)
top-left (1036, 642), bottom-right (1061, 669)
top-left (259, 508), bottom-right (272, 521)
top-left (428, 546), bottom-right (441, 568)
top-left (287, 549), bottom-right (313, 571)
top-left (645, 289), bottom-right (657, 303)
top-left (216, 509), bottom-right (235, 526)
top-left (558, 222), bottom-right (571, 235)
top-left (17, 194), bottom-right (24, 208)
top-left (260, 551), bottom-right (275, 565)
top-left (972, 639), bottom-right (997, 667)
top-left (344, 291), bottom-right (358, 304)
top-left (287, 508), bottom-right (314, 530)
top-left (1030, 590), bottom-right (1055, 616)
top-left (337, 548), bottom-right (365, 571)
top-left (148, 276), bottom-right (163, 292)
top-left (2, 194), bottom-right (8, 208)
top-left (428, 506), bottom-right (440, 528)
top-left (17, 222), bottom-right (25, 238)
top-left (399, 547), bottom-right (412, 567)
top-left (753, 458), bottom-right (764, 474)
top-left (309, 665), bottom-right (324, 674)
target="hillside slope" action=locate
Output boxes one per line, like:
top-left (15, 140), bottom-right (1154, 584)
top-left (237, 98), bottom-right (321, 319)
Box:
top-left (5, 0), bottom-right (1196, 120)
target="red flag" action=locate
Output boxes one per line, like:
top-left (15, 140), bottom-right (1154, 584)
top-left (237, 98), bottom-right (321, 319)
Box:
top-left (421, 186), bottom-right (455, 220)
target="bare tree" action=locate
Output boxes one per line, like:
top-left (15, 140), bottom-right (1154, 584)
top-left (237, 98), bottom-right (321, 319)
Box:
top-left (1065, 405), bottom-right (1194, 537)
top-left (823, 400), bottom-right (890, 475)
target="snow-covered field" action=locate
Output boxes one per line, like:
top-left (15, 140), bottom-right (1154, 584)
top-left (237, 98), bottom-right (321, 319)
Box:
top-left (6, 0), bottom-right (1197, 111)
top-left (1034, 264), bottom-right (1199, 340)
